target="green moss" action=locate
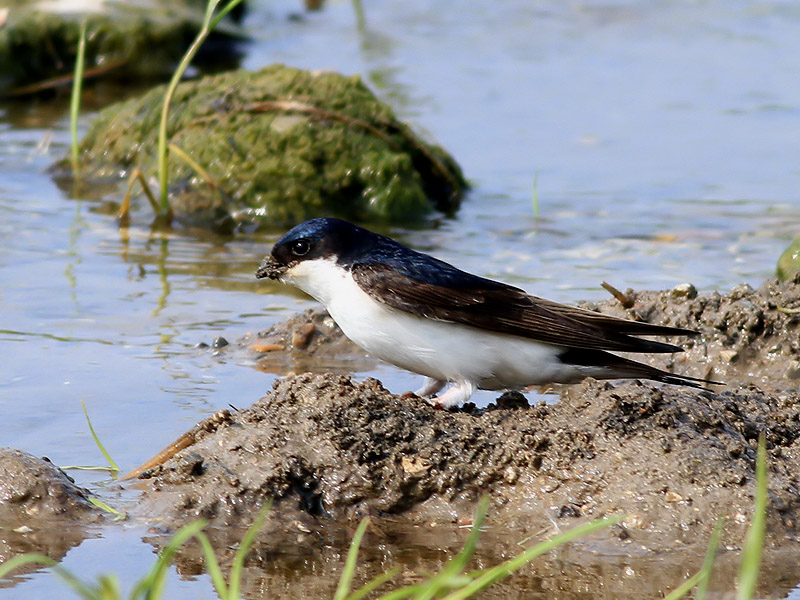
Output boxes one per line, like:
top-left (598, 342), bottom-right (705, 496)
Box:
top-left (0, 3), bottom-right (242, 91)
top-left (776, 234), bottom-right (800, 281)
top-left (70, 64), bottom-right (467, 228)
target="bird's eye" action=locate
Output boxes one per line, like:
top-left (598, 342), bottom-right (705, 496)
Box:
top-left (290, 239), bottom-right (311, 257)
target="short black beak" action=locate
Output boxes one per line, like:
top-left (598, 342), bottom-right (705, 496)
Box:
top-left (255, 256), bottom-right (286, 280)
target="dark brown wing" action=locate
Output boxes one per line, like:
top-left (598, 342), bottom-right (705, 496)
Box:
top-left (530, 296), bottom-right (698, 337)
top-left (351, 262), bottom-right (690, 354)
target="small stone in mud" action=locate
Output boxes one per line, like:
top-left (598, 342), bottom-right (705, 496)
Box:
top-left (211, 337), bottom-right (229, 349)
top-left (786, 361), bottom-right (800, 380)
top-left (671, 282), bottom-right (697, 299)
top-left (503, 466), bottom-right (519, 484)
top-left (496, 391), bottom-right (530, 409)
top-left (291, 323), bottom-right (317, 348)
top-left (250, 343), bottom-right (285, 353)
top-left (401, 456), bottom-right (432, 474)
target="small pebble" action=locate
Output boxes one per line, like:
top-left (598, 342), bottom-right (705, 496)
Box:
top-left (251, 343), bottom-right (285, 353)
top-left (496, 391), bottom-right (529, 409)
top-left (786, 360), bottom-right (800, 380)
top-left (672, 283), bottom-right (697, 299)
top-left (292, 323), bottom-right (317, 348)
top-left (503, 466), bottom-right (518, 484)
top-left (211, 336), bottom-right (229, 349)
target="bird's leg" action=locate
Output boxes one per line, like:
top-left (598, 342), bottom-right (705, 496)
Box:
top-left (415, 377), bottom-right (446, 398)
top-left (427, 380), bottom-right (476, 409)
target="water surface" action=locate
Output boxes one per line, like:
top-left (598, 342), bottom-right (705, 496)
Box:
top-left (1, 0), bottom-right (799, 597)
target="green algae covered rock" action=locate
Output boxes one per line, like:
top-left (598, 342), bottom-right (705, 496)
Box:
top-left (72, 64), bottom-right (467, 229)
top-left (777, 234), bottom-right (800, 281)
top-left (0, 1), bottom-right (244, 93)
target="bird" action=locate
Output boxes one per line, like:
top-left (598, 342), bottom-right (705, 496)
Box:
top-left (256, 217), bottom-right (714, 408)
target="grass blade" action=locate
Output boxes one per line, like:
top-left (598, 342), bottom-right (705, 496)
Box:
top-left (695, 517), bottom-right (725, 600)
top-left (81, 400), bottom-right (120, 475)
top-left (663, 570), bottom-right (705, 600)
top-left (414, 496), bottom-right (490, 600)
top-left (195, 532), bottom-right (229, 599)
top-left (442, 514), bottom-right (622, 600)
top-left (130, 520), bottom-right (207, 599)
top-left (663, 516), bottom-right (726, 600)
top-left (334, 518), bottom-right (371, 600)
top-left (228, 501), bottom-right (271, 600)
top-left (737, 435), bottom-right (768, 600)
top-left (157, 0), bottom-right (245, 216)
top-left (88, 496), bottom-right (126, 521)
top-left (70, 20), bottom-right (87, 173)
top-left (347, 567), bottom-right (400, 600)
top-left (0, 553), bottom-right (57, 578)
top-left (208, 0), bottom-right (245, 30)
top-left (0, 554), bottom-right (99, 599)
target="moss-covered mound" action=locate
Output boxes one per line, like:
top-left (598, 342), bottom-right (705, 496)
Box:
top-left (0, 2), bottom-right (244, 93)
top-left (71, 64), bottom-right (467, 228)
top-left (777, 234), bottom-right (800, 281)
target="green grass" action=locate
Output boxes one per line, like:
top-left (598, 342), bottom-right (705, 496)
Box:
top-left (69, 20), bottom-right (87, 173)
top-left (737, 434), bottom-right (768, 600)
top-left (156, 0), bottom-right (245, 219)
top-left (81, 399), bottom-right (121, 476)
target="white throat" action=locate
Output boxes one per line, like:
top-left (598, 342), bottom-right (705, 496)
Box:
top-left (280, 257), bottom-right (353, 307)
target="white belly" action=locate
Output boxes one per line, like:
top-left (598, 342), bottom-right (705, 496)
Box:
top-left (281, 258), bottom-right (584, 389)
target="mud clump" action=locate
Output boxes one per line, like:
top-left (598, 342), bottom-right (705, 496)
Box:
top-left (132, 277), bottom-right (800, 552)
top-left (578, 275), bottom-right (800, 390)
top-left (134, 376), bottom-right (800, 551)
top-left (0, 448), bottom-right (100, 564)
top-left (236, 308), bottom-right (375, 377)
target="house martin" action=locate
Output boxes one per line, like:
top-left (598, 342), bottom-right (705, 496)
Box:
top-left (256, 218), bottom-right (713, 408)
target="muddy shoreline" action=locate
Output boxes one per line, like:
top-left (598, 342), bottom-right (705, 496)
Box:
top-left (3, 277), bottom-right (799, 596)
top-left (127, 277), bottom-right (800, 554)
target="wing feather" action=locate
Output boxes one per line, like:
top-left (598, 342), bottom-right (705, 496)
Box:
top-left (350, 262), bottom-right (692, 354)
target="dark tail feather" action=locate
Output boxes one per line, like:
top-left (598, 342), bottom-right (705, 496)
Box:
top-left (533, 297), bottom-right (701, 338)
top-left (559, 348), bottom-right (723, 388)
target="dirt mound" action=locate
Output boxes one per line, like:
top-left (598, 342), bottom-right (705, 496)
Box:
top-left (132, 277), bottom-right (800, 552)
top-left (0, 449), bottom-right (99, 563)
top-left (579, 276), bottom-right (800, 390)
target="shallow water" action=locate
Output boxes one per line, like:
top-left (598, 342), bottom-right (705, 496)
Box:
top-left (1, 0), bottom-right (799, 597)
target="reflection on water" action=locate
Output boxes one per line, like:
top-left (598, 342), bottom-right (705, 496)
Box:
top-left (2, 0), bottom-right (800, 597)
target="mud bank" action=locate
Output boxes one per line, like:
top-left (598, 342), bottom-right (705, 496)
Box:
top-left (133, 277), bottom-right (800, 553)
top-left (0, 449), bottom-right (100, 564)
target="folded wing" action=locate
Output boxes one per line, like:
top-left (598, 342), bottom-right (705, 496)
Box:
top-left (351, 261), bottom-right (695, 354)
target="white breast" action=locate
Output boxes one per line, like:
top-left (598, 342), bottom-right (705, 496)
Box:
top-left (281, 258), bottom-right (586, 389)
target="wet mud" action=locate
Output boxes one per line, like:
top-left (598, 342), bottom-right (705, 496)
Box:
top-left (0, 449), bottom-right (100, 572)
top-left (236, 308), bottom-right (377, 377)
top-left (133, 278), bottom-right (800, 553)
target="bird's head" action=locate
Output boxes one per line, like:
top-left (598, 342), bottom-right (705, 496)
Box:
top-left (255, 217), bottom-right (374, 283)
